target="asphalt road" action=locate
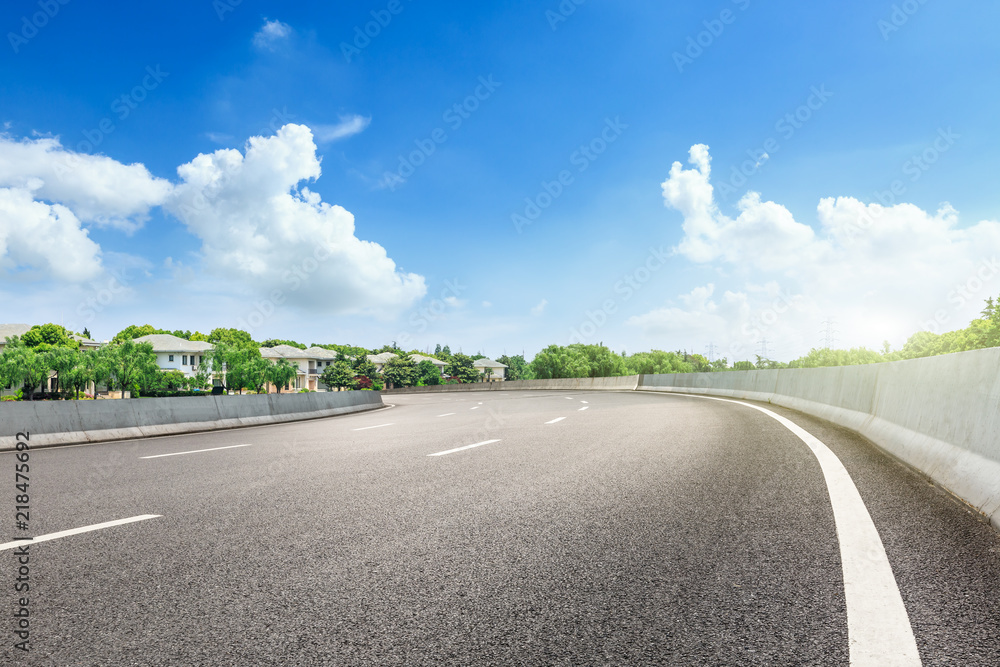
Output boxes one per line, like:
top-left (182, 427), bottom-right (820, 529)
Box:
top-left (3, 390), bottom-right (999, 665)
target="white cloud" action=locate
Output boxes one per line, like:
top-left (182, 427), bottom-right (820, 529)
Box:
top-left (166, 123), bottom-right (426, 316)
top-left (0, 186), bottom-right (102, 281)
top-left (531, 299), bottom-right (548, 316)
top-left (205, 132), bottom-right (234, 145)
top-left (252, 19), bottom-right (292, 50)
top-left (482, 301), bottom-right (492, 308)
top-left (634, 144), bottom-right (1000, 359)
top-left (313, 115), bottom-right (371, 144)
top-left (0, 134), bottom-right (172, 232)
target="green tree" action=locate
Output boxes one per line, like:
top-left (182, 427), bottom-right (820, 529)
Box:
top-left (112, 324), bottom-right (162, 343)
top-left (382, 354), bottom-right (417, 389)
top-left (352, 356), bottom-right (380, 385)
top-left (267, 358), bottom-right (299, 393)
top-left (497, 354), bottom-right (527, 381)
top-left (0, 337), bottom-right (50, 400)
top-left (100, 340), bottom-right (158, 397)
top-left (189, 359), bottom-right (213, 391)
top-left (529, 345), bottom-right (589, 379)
top-left (208, 328), bottom-right (257, 350)
top-left (63, 349), bottom-right (102, 399)
top-left (43, 346), bottom-right (80, 394)
top-left (434, 343), bottom-right (442, 356)
top-left (321, 359), bottom-right (357, 391)
top-left (446, 353), bottom-right (480, 383)
top-left (210, 344), bottom-right (265, 394)
top-left (22, 323), bottom-right (77, 350)
top-left (416, 359), bottom-right (441, 386)
top-left (82, 327), bottom-right (92, 340)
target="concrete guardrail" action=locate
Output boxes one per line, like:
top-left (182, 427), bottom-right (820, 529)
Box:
top-left (0, 390), bottom-right (384, 450)
top-left (637, 348), bottom-right (1000, 531)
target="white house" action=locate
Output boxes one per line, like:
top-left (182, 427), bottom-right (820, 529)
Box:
top-left (0, 324), bottom-right (32, 353)
top-left (134, 334), bottom-right (214, 379)
top-left (473, 358), bottom-right (507, 382)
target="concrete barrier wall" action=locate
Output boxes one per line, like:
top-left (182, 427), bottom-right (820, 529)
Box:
top-left (0, 391), bottom-right (384, 450)
top-left (639, 348), bottom-right (1000, 530)
top-left (384, 375), bottom-right (640, 395)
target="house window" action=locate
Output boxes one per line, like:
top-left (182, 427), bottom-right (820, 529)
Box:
top-left (183, 355), bottom-right (188, 365)
top-left (168, 355), bottom-right (174, 362)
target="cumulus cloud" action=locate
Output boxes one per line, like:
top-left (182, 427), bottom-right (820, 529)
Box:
top-left (252, 19), bottom-right (292, 50)
top-left (166, 123), bottom-right (426, 316)
top-left (633, 144), bottom-right (1000, 358)
top-left (531, 299), bottom-right (548, 316)
top-left (313, 115), bottom-right (371, 144)
top-left (0, 134), bottom-right (171, 280)
top-left (0, 134), bottom-right (172, 232)
top-left (0, 187), bottom-right (103, 281)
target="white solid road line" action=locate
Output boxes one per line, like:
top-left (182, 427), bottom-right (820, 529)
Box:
top-left (545, 417), bottom-right (566, 424)
top-left (0, 515), bottom-right (162, 552)
top-left (352, 423), bottom-right (394, 431)
top-left (688, 394), bottom-right (922, 667)
top-left (578, 406), bottom-right (589, 411)
top-left (437, 413), bottom-right (456, 417)
top-left (427, 439), bottom-right (501, 457)
top-left (140, 444), bottom-right (252, 459)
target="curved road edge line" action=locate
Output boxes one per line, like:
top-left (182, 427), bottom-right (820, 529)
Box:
top-left (679, 393), bottom-right (922, 667)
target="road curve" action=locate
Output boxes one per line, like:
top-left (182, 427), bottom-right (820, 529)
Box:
top-left (5, 390), bottom-right (999, 665)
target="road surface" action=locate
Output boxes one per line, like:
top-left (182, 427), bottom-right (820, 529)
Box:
top-left (4, 390), bottom-right (999, 665)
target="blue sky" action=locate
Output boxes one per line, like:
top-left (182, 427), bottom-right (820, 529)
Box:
top-left (2, 0), bottom-right (999, 361)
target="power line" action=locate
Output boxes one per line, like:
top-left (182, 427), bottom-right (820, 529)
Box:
top-left (706, 342), bottom-right (718, 362)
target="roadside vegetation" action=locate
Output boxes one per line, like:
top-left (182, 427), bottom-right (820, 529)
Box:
top-left (2, 295), bottom-right (997, 398)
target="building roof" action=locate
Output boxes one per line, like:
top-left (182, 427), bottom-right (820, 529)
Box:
top-left (0, 324), bottom-right (32, 341)
top-left (410, 354), bottom-right (447, 367)
top-left (473, 358), bottom-right (507, 369)
top-left (367, 352), bottom-right (398, 364)
top-left (303, 346), bottom-right (340, 360)
top-left (71, 333), bottom-right (100, 348)
top-left (134, 334), bottom-right (214, 353)
top-left (259, 344), bottom-right (310, 359)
